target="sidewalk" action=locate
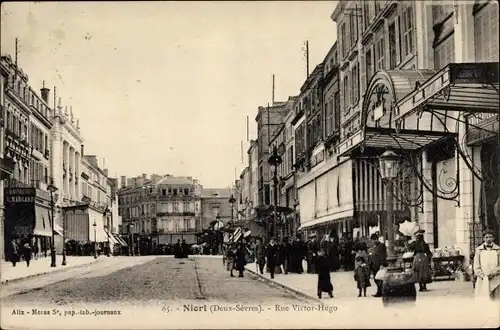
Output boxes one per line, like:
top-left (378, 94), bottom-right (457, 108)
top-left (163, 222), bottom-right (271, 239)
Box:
top-left (245, 260), bottom-right (473, 302)
top-left (1, 255), bottom-right (103, 284)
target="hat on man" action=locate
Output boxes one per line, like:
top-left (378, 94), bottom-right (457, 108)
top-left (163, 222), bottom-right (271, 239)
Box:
top-left (415, 229), bottom-right (425, 236)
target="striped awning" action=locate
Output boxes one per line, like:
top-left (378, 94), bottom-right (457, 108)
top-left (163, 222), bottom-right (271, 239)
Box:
top-left (362, 127), bottom-right (454, 151)
top-left (33, 206), bottom-right (52, 237)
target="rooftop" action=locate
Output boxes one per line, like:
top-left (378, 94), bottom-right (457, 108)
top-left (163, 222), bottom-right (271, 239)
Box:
top-left (156, 175), bottom-right (194, 186)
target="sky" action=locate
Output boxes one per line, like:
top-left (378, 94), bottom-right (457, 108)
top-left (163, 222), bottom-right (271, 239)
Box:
top-left (1, 1), bottom-right (338, 188)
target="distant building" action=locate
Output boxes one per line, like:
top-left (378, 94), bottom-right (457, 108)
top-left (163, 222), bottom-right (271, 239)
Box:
top-left (200, 188), bottom-right (233, 230)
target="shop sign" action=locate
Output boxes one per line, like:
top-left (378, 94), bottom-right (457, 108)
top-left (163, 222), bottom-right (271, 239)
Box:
top-left (6, 195), bottom-right (35, 203)
top-left (5, 188), bottom-right (35, 203)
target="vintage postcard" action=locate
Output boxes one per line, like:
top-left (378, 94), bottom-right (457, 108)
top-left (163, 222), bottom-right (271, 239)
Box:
top-left (0, 0), bottom-right (499, 329)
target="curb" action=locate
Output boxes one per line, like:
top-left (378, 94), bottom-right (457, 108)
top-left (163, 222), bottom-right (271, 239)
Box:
top-left (245, 266), bottom-right (325, 305)
top-left (1, 259), bottom-right (103, 285)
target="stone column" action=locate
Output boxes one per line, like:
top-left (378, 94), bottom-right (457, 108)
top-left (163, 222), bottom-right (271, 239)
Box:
top-left (75, 152), bottom-right (80, 201)
top-left (63, 142), bottom-right (69, 199)
top-left (454, 4), bottom-right (475, 63)
top-left (421, 151), bottom-right (435, 247)
top-left (51, 123), bottom-right (63, 192)
top-left (69, 147), bottom-right (74, 201)
top-left (415, 1), bottom-right (434, 70)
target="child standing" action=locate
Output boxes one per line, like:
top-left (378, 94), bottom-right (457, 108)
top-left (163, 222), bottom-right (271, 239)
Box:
top-left (354, 256), bottom-right (371, 297)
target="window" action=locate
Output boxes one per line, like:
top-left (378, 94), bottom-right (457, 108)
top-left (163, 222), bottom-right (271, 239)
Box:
top-left (172, 202), bottom-right (179, 212)
top-left (339, 24), bottom-right (346, 57)
top-left (365, 47), bottom-right (374, 88)
top-left (211, 206), bottom-right (220, 217)
top-left (351, 63), bottom-right (359, 104)
top-left (434, 35), bottom-right (455, 69)
top-left (162, 189), bottom-right (166, 196)
top-left (325, 98), bottom-right (333, 136)
top-left (184, 219), bottom-right (190, 230)
top-left (264, 184), bottom-right (270, 205)
top-left (173, 188), bottom-right (178, 195)
top-left (343, 75), bottom-right (350, 111)
top-left (334, 91), bottom-right (341, 131)
top-left (401, 5), bottom-right (415, 59)
top-left (374, 0), bottom-right (382, 13)
top-left (474, 3), bottom-right (499, 62)
top-left (183, 202), bottom-right (190, 213)
top-left (349, 11), bottom-right (358, 48)
top-left (363, 1), bottom-right (371, 29)
top-left (388, 22), bottom-right (397, 69)
top-left (375, 34), bottom-right (385, 71)
top-left (184, 188), bottom-right (189, 195)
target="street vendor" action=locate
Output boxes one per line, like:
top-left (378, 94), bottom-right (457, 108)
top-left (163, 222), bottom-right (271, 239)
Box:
top-left (408, 229), bottom-right (432, 292)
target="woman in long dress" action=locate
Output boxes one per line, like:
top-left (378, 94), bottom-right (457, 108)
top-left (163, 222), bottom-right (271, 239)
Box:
top-left (474, 229), bottom-right (500, 301)
top-left (316, 250), bottom-right (333, 299)
top-left (408, 230), bottom-right (432, 291)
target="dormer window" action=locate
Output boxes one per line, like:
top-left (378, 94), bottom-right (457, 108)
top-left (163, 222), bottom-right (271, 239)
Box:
top-left (162, 189), bottom-right (167, 196)
top-left (173, 188), bottom-right (178, 196)
top-left (184, 188), bottom-right (189, 195)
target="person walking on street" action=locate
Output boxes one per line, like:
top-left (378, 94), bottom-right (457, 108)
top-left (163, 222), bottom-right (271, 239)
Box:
top-left (370, 233), bottom-right (387, 297)
top-left (226, 244), bottom-right (237, 277)
top-left (408, 229), bottom-right (433, 292)
top-left (290, 235), bottom-right (306, 274)
top-left (234, 242), bottom-right (247, 278)
top-left (306, 234), bottom-right (319, 274)
top-left (266, 238), bottom-right (279, 279)
top-left (473, 229), bottom-right (500, 301)
top-left (10, 239), bottom-right (19, 267)
top-left (23, 241), bottom-right (32, 267)
top-left (281, 237), bottom-right (291, 275)
top-left (254, 238), bottom-right (266, 275)
top-left (316, 250), bottom-right (333, 299)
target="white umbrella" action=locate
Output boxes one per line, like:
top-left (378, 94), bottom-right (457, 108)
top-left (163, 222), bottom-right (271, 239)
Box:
top-left (213, 220), bottom-right (224, 230)
top-left (399, 220), bottom-right (419, 237)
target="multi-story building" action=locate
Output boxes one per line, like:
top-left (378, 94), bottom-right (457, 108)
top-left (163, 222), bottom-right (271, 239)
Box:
top-left (248, 140), bottom-right (259, 213)
top-left (118, 175), bottom-right (203, 253)
top-left (330, 0), bottom-right (499, 261)
top-left (0, 55), bottom-right (12, 261)
top-left (1, 55), bottom-right (56, 259)
top-left (237, 167), bottom-right (250, 221)
top-left (200, 188), bottom-right (234, 229)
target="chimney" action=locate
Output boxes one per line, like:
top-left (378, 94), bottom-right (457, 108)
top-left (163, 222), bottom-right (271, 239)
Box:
top-left (120, 176), bottom-right (126, 188)
top-left (40, 81), bottom-right (50, 104)
top-left (81, 144), bottom-right (85, 156)
top-left (104, 169), bottom-right (109, 177)
top-left (142, 173), bottom-right (147, 180)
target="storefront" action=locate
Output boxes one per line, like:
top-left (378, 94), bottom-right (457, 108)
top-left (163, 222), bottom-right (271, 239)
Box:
top-left (4, 186), bottom-right (53, 258)
top-left (337, 62), bottom-right (499, 261)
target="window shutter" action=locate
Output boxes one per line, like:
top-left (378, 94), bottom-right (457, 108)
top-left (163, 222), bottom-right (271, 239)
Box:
top-left (395, 15), bottom-right (401, 64)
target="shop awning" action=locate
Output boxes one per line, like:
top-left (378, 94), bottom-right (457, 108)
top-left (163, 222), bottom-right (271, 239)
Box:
top-left (361, 127), bottom-right (455, 152)
top-left (298, 209), bottom-right (354, 231)
top-left (114, 234), bottom-right (128, 247)
top-left (53, 223), bottom-right (64, 236)
top-left (397, 62), bottom-right (499, 120)
top-left (33, 206), bottom-right (52, 237)
top-left (105, 231), bottom-right (119, 245)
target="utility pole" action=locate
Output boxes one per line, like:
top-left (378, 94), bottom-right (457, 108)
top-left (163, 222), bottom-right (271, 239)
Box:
top-left (14, 38), bottom-right (19, 82)
top-left (272, 74), bottom-right (275, 105)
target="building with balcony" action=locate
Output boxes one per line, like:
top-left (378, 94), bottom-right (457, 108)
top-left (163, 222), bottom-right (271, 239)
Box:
top-left (118, 174), bottom-right (203, 253)
top-left (331, 0), bottom-right (499, 262)
top-left (1, 55), bottom-right (56, 259)
top-left (200, 188), bottom-right (234, 229)
top-left (0, 56), bottom-right (11, 261)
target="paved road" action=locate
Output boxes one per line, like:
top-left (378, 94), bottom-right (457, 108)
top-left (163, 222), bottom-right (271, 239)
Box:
top-left (2, 256), bottom-right (308, 305)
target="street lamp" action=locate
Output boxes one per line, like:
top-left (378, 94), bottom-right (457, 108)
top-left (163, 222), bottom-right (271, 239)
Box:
top-left (378, 150), bottom-right (416, 304)
top-left (268, 146), bottom-right (283, 275)
top-left (229, 195), bottom-right (236, 225)
top-left (61, 210), bottom-right (67, 266)
top-left (268, 146), bottom-right (282, 240)
top-left (136, 236), bottom-right (140, 256)
top-left (93, 220), bottom-right (97, 259)
top-left (47, 179), bottom-right (58, 268)
top-left (378, 150), bottom-right (399, 264)
top-left (104, 207), bottom-right (111, 257)
top-left (128, 223), bottom-right (135, 256)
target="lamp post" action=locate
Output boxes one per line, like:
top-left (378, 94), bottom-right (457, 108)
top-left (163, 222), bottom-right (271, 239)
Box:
top-left (268, 146), bottom-right (283, 274)
top-left (229, 195), bottom-right (236, 225)
top-left (47, 179), bottom-right (58, 268)
top-left (104, 207), bottom-right (111, 257)
top-left (378, 150), bottom-right (416, 305)
top-left (136, 236), bottom-right (140, 256)
top-left (128, 223), bottom-right (134, 256)
top-left (268, 146), bottom-right (282, 240)
top-left (61, 210), bottom-right (67, 266)
top-left (93, 220), bottom-right (97, 259)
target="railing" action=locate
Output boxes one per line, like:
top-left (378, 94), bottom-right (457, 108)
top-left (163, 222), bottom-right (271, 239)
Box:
top-left (468, 113), bottom-right (497, 126)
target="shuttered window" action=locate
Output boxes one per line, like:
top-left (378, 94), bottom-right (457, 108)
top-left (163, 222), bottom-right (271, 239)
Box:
top-left (474, 2), bottom-right (499, 62)
top-left (434, 35), bottom-right (455, 69)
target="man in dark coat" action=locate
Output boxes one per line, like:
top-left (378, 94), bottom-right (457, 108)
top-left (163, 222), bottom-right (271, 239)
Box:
top-left (10, 239), bottom-right (19, 267)
top-left (181, 239), bottom-right (189, 258)
top-left (280, 237), bottom-right (292, 275)
top-left (234, 242), bottom-right (247, 277)
top-left (306, 234), bottom-right (319, 274)
top-left (254, 238), bottom-right (266, 274)
top-left (174, 239), bottom-right (183, 258)
top-left (266, 238), bottom-right (279, 279)
top-left (316, 250), bottom-right (333, 299)
top-left (370, 233), bottom-right (387, 297)
top-left (290, 235), bottom-right (305, 273)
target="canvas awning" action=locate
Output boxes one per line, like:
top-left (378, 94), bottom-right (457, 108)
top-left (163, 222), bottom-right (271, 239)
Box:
top-left (114, 234), bottom-right (128, 247)
top-left (298, 209), bottom-right (354, 231)
top-left (33, 206), bottom-right (52, 237)
top-left (397, 62), bottom-right (499, 119)
top-left (105, 231), bottom-right (119, 245)
top-left (53, 223), bottom-right (64, 236)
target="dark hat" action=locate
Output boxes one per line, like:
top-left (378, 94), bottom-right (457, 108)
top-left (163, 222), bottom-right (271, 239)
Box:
top-left (355, 255), bottom-right (365, 262)
top-left (415, 229), bottom-right (425, 235)
top-left (484, 229), bottom-right (496, 236)
top-left (370, 233), bottom-right (379, 240)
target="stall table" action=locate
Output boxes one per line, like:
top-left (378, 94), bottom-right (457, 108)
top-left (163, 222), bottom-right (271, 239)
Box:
top-left (397, 255), bottom-right (465, 281)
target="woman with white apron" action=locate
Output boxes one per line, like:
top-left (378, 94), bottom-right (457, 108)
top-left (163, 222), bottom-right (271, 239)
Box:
top-left (473, 229), bottom-right (500, 301)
